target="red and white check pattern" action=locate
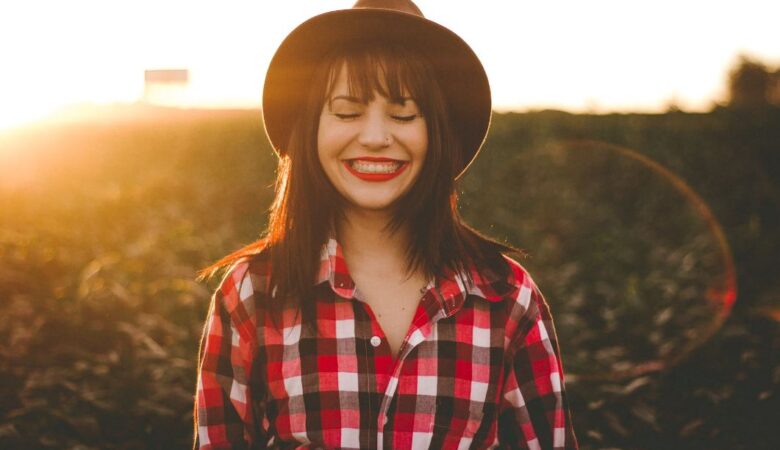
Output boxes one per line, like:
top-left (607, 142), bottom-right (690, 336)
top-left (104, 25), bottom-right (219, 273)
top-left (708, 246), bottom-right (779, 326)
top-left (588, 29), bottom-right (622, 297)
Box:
top-left (196, 238), bottom-right (577, 449)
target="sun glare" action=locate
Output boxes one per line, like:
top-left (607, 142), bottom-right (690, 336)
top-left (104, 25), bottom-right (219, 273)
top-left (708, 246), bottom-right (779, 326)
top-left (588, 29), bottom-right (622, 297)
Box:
top-left (0, 101), bottom-right (55, 132)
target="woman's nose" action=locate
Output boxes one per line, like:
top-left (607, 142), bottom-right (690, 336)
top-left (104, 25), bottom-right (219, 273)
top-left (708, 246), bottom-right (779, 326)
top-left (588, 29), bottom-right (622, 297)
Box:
top-left (357, 110), bottom-right (392, 149)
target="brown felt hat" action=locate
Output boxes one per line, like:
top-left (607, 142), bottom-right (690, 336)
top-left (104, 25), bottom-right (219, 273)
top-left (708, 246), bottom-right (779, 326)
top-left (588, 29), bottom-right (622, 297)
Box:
top-left (262, 0), bottom-right (492, 179)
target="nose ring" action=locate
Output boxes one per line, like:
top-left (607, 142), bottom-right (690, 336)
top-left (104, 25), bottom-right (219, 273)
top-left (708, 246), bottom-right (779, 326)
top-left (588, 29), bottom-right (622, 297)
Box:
top-left (383, 135), bottom-right (392, 146)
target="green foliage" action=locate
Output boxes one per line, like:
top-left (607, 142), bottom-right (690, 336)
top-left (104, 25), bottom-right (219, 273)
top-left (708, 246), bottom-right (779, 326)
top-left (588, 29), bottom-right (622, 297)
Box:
top-left (0, 106), bottom-right (777, 449)
top-left (460, 109), bottom-right (780, 449)
top-left (0, 109), bottom-right (276, 449)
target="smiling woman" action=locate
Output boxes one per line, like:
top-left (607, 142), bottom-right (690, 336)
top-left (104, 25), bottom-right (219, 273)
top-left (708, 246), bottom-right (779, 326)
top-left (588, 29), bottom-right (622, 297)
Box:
top-left (317, 54), bottom-right (429, 212)
top-left (193, 1), bottom-right (577, 449)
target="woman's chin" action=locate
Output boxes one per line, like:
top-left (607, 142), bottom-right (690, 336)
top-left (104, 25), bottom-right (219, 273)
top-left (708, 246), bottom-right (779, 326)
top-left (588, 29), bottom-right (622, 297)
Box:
top-left (341, 196), bottom-right (400, 215)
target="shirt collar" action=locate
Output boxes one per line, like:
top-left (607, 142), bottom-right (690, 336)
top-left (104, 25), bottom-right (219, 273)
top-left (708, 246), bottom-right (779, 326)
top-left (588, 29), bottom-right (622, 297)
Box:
top-left (315, 237), bottom-right (517, 315)
top-left (316, 237), bottom-right (358, 299)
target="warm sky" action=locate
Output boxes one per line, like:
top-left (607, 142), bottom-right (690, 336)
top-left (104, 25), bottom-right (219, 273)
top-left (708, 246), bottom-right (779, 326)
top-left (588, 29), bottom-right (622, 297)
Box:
top-left (1, 0), bottom-right (778, 129)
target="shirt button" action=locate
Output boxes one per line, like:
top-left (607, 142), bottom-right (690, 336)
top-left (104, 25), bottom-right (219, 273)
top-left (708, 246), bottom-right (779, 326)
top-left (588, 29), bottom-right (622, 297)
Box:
top-left (370, 335), bottom-right (382, 347)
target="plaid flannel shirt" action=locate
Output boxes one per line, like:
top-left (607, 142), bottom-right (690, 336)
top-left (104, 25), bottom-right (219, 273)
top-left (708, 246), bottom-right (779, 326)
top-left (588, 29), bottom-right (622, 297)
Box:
top-left (195, 238), bottom-right (577, 449)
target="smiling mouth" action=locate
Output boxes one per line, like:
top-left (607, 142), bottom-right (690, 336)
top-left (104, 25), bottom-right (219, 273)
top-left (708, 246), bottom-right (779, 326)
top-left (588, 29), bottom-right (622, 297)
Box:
top-left (343, 158), bottom-right (409, 181)
top-left (348, 159), bottom-right (404, 173)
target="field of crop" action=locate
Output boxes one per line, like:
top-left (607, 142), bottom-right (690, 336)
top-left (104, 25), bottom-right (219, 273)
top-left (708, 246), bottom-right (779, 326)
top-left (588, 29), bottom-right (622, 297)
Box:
top-left (0, 106), bottom-right (777, 449)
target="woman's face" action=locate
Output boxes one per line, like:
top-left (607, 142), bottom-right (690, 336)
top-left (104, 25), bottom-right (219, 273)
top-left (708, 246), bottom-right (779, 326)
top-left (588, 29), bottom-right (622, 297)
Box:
top-left (317, 65), bottom-right (428, 214)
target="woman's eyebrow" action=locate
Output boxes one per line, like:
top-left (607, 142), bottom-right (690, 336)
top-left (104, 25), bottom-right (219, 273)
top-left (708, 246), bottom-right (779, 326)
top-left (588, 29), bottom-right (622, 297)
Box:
top-left (329, 95), bottom-right (362, 104)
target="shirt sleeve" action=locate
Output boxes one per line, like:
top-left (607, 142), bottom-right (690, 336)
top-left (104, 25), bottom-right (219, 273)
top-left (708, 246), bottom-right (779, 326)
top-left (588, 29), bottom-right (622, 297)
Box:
top-left (498, 284), bottom-right (578, 450)
top-left (194, 263), bottom-right (268, 449)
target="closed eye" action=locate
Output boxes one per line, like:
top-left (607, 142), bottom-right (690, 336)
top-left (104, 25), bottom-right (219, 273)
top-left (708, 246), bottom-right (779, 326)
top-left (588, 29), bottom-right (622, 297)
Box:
top-left (334, 113), bottom-right (360, 120)
top-left (392, 114), bottom-right (419, 122)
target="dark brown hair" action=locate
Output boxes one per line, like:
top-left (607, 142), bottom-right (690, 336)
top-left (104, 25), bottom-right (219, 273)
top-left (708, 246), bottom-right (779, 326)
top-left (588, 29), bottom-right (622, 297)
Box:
top-left (201, 40), bottom-right (512, 313)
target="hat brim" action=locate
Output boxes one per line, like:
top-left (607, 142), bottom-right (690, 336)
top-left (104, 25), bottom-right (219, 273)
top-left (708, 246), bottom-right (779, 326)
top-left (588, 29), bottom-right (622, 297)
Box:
top-left (262, 8), bottom-right (491, 179)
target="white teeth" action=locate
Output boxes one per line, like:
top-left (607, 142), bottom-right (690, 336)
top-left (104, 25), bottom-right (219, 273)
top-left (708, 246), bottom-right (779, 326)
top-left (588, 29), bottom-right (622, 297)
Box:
top-left (350, 160), bottom-right (402, 174)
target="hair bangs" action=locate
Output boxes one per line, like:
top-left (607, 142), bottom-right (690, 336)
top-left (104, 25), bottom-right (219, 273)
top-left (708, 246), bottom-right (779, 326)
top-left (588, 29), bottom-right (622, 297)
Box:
top-left (323, 43), bottom-right (427, 109)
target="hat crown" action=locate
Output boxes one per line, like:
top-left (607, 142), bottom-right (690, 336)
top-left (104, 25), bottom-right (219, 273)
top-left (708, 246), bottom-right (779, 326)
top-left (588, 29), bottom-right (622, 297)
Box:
top-left (352, 0), bottom-right (423, 17)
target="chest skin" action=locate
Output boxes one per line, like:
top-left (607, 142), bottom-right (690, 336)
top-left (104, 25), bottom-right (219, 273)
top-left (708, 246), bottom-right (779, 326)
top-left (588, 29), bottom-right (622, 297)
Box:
top-left (349, 268), bottom-right (428, 357)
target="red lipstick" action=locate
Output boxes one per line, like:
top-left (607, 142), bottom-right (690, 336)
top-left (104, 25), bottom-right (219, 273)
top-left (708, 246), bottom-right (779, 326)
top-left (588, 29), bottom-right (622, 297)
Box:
top-left (343, 157), bottom-right (409, 182)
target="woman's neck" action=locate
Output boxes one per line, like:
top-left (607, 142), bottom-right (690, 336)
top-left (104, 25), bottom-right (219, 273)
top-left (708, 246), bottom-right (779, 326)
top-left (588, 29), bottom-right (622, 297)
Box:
top-left (337, 207), bottom-right (411, 275)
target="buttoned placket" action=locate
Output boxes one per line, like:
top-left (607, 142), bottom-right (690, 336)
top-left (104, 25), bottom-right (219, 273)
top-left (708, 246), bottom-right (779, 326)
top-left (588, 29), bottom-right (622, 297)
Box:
top-left (323, 238), bottom-right (479, 447)
top-left (373, 283), bottom-right (464, 450)
top-left (346, 286), bottom-right (390, 449)
top-left (339, 278), bottom-right (454, 449)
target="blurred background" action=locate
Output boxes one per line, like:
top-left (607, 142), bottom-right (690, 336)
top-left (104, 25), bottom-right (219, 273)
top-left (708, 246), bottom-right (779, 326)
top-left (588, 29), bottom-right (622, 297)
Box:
top-left (0, 1), bottom-right (778, 449)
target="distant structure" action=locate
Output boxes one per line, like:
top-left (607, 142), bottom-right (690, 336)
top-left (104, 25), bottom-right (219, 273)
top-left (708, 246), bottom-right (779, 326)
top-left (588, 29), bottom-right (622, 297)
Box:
top-left (143, 69), bottom-right (190, 106)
